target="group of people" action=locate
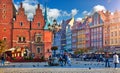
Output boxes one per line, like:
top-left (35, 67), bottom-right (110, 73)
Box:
top-left (105, 52), bottom-right (119, 68)
top-left (48, 53), bottom-right (71, 66)
top-left (59, 53), bottom-right (71, 66)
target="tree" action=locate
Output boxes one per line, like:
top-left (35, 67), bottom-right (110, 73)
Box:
top-left (51, 46), bottom-right (58, 57)
top-left (0, 40), bottom-right (7, 56)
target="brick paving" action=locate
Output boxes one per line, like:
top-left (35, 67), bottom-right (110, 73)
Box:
top-left (0, 68), bottom-right (120, 73)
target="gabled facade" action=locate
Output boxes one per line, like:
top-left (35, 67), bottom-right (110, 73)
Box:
top-left (66, 24), bottom-right (72, 52)
top-left (77, 20), bottom-right (86, 49)
top-left (90, 12), bottom-right (104, 51)
top-left (84, 17), bottom-right (91, 49)
top-left (30, 4), bottom-right (45, 58)
top-left (72, 21), bottom-right (79, 51)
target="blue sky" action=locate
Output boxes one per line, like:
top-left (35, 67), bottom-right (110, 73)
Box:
top-left (13, 0), bottom-right (120, 22)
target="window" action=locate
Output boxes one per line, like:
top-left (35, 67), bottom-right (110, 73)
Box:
top-left (115, 31), bottom-right (117, 36)
top-left (119, 31), bottom-right (120, 36)
top-left (2, 15), bottom-right (6, 19)
top-left (38, 22), bottom-right (40, 27)
top-left (111, 32), bottom-right (113, 37)
top-left (18, 37), bottom-right (26, 43)
top-left (111, 39), bottom-right (113, 44)
top-left (3, 4), bottom-right (6, 7)
top-left (4, 28), bottom-right (6, 32)
top-left (20, 22), bottom-right (23, 26)
top-left (37, 48), bottom-right (41, 53)
top-left (2, 10), bottom-right (6, 13)
top-left (115, 38), bottom-right (117, 44)
top-left (37, 37), bottom-right (41, 43)
top-left (23, 37), bottom-right (25, 42)
top-left (3, 37), bottom-right (7, 41)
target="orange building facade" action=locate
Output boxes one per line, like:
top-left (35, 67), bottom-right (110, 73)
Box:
top-left (0, 0), bottom-right (52, 59)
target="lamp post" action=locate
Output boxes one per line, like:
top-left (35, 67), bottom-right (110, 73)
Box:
top-left (48, 19), bottom-right (61, 57)
top-left (31, 41), bottom-right (34, 58)
top-left (48, 19), bottom-right (61, 44)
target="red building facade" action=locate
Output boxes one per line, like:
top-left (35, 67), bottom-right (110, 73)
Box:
top-left (0, 0), bottom-right (52, 59)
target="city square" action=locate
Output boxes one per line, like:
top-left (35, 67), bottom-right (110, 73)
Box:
top-left (1, 0), bottom-right (120, 73)
top-left (0, 60), bottom-right (120, 73)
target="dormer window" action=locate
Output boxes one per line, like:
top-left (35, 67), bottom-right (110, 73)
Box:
top-left (38, 22), bottom-right (40, 27)
top-left (20, 22), bottom-right (23, 26)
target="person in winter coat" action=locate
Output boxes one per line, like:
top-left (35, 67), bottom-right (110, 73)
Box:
top-left (113, 52), bottom-right (119, 68)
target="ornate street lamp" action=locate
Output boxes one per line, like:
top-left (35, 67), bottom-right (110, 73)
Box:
top-left (48, 19), bottom-right (61, 57)
top-left (48, 19), bottom-right (61, 45)
top-left (48, 19), bottom-right (61, 33)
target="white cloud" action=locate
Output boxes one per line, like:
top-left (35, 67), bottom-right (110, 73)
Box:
top-left (23, 3), bottom-right (37, 20)
top-left (82, 11), bottom-right (91, 16)
top-left (76, 18), bottom-right (82, 22)
top-left (23, 0), bottom-right (39, 5)
top-left (82, 5), bottom-right (106, 16)
top-left (14, 0), bottom-right (78, 21)
top-left (48, 8), bottom-right (61, 20)
top-left (93, 5), bottom-right (106, 13)
top-left (61, 9), bottom-right (78, 17)
top-left (62, 11), bottom-right (70, 16)
top-left (14, 4), bottom-right (19, 10)
top-left (71, 9), bottom-right (78, 16)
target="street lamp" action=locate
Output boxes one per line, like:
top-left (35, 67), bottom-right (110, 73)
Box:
top-left (48, 19), bottom-right (61, 57)
top-left (48, 19), bottom-right (61, 44)
top-left (48, 19), bottom-right (61, 33)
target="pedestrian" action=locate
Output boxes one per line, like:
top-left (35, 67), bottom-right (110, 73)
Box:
top-left (62, 53), bottom-right (67, 66)
top-left (66, 54), bottom-right (71, 66)
top-left (105, 52), bottom-right (110, 67)
top-left (48, 55), bottom-right (52, 66)
top-left (59, 56), bottom-right (63, 66)
top-left (1, 56), bottom-right (5, 66)
top-left (113, 52), bottom-right (119, 68)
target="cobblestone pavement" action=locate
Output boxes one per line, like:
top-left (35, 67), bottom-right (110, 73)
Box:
top-left (0, 68), bottom-right (120, 73)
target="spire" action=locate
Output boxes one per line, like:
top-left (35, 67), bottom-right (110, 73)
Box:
top-left (44, 3), bottom-right (50, 29)
top-left (38, 4), bottom-right (40, 9)
top-left (20, 3), bottom-right (23, 8)
top-left (69, 17), bottom-right (75, 28)
top-left (44, 3), bottom-right (47, 22)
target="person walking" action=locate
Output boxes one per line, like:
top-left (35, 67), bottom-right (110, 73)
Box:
top-left (66, 54), bottom-right (71, 66)
top-left (113, 52), bottom-right (119, 68)
top-left (62, 53), bottom-right (67, 66)
top-left (59, 56), bottom-right (63, 66)
top-left (1, 56), bottom-right (5, 66)
top-left (105, 52), bottom-right (110, 67)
